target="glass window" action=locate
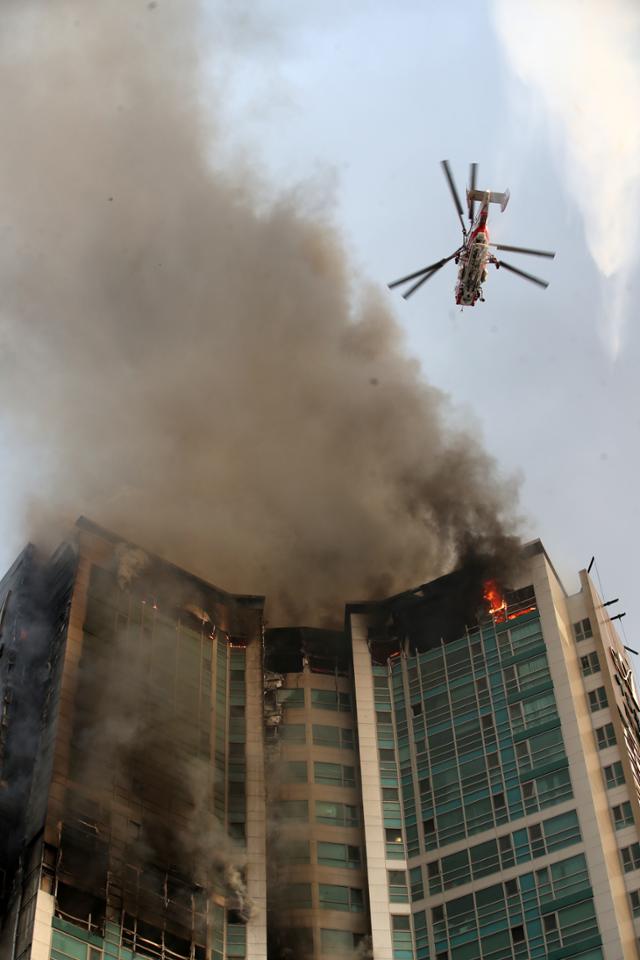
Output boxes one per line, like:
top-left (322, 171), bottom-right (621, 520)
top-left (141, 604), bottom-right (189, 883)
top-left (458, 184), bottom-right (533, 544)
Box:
top-left (316, 800), bottom-right (359, 827)
top-left (312, 689), bottom-right (340, 711)
top-left (612, 801), bottom-right (634, 830)
top-left (277, 687), bottom-right (305, 706)
top-left (588, 687), bottom-right (608, 712)
top-left (471, 840), bottom-right (499, 879)
top-left (320, 929), bottom-right (359, 953)
top-left (388, 870), bottom-right (409, 903)
top-left (386, 827), bottom-right (404, 858)
top-left (516, 653), bottom-right (550, 688)
top-left (604, 761), bottom-right (625, 788)
top-left (580, 652), bottom-right (600, 676)
top-left (312, 724), bottom-right (353, 749)
top-left (318, 884), bottom-right (363, 912)
top-left (543, 810), bottom-right (582, 852)
top-left (51, 933), bottom-right (91, 960)
top-left (312, 689), bottom-right (352, 712)
top-left (314, 762), bottom-right (355, 787)
top-left (621, 842), bottom-right (640, 872)
top-left (630, 890), bottom-right (640, 917)
top-left (547, 854), bottom-right (589, 899)
top-left (317, 841), bottom-right (360, 869)
top-left (443, 849), bottom-right (470, 888)
top-left (595, 722), bottom-right (616, 750)
top-left (409, 866), bottom-right (424, 902)
top-left (573, 618), bottom-right (593, 641)
top-left (521, 691), bottom-right (557, 727)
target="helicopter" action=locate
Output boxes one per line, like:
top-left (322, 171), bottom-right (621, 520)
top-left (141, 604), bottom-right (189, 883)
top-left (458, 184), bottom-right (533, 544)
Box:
top-left (388, 161), bottom-right (555, 306)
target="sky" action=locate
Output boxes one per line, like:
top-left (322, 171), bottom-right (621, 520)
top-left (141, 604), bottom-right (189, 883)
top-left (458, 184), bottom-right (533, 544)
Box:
top-left (0, 0), bottom-right (637, 635)
top-left (202, 0), bottom-right (639, 628)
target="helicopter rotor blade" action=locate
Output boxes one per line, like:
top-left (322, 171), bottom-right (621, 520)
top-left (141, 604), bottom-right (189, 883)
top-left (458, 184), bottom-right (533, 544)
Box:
top-left (469, 162), bottom-right (478, 223)
top-left (441, 160), bottom-right (467, 235)
top-left (388, 248), bottom-right (461, 291)
top-left (388, 262), bottom-right (448, 289)
top-left (402, 264), bottom-right (446, 299)
top-left (491, 243), bottom-right (555, 259)
top-left (495, 259), bottom-right (549, 288)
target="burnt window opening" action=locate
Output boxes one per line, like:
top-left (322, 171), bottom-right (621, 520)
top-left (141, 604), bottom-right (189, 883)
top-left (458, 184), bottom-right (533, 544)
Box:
top-left (163, 930), bottom-right (192, 956)
top-left (137, 918), bottom-right (164, 948)
top-left (55, 882), bottom-right (105, 934)
top-left (265, 627), bottom-right (349, 676)
top-left (227, 908), bottom-right (247, 925)
top-left (59, 822), bottom-right (108, 884)
top-left (229, 822), bottom-right (245, 841)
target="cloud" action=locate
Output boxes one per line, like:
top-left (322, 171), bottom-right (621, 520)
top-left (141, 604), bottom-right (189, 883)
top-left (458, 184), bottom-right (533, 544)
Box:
top-left (492, 0), bottom-right (640, 355)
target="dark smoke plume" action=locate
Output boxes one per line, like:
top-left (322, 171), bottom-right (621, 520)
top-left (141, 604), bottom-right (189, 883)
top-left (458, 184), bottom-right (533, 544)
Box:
top-left (0, 0), bottom-right (520, 622)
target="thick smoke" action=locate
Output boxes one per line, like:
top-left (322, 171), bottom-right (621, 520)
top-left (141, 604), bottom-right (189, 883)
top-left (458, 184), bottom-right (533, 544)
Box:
top-left (0, 0), bottom-right (520, 622)
top-left (492, 0), bottom-right (640, 357)
top-left (72, 591), bottom-right (252, 916)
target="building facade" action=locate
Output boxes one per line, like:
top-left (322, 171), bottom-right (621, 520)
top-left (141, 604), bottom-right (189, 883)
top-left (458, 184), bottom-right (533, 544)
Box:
top-left (348, 540), bottom-right (640, 960)
top-left (263, 628), bottom-right (370, 959)
top-left (2, 527), bottom-right (639, 960)
top-left (0, 519), bottom-right (267, 960)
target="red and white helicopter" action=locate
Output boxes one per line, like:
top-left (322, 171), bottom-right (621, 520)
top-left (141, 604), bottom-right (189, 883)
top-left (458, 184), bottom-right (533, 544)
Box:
top-left (389, 161), bottom-right (555, 306)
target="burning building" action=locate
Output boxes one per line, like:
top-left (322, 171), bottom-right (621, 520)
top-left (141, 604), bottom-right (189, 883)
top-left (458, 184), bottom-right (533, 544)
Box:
top-left (347, 540), bottom-right (640, 960)
top-left (0, 518), bottom-right (267, 960)
top-left (2, 526), bottom-right (640, 960)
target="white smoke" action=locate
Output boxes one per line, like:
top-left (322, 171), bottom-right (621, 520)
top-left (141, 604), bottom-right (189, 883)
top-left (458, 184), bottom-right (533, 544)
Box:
top-left (492, 0), bottom-right (640, 356)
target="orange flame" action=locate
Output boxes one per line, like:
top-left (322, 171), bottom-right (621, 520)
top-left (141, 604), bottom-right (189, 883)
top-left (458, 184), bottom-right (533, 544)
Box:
top-left (483, 580), bottom-right (537, 623)
top-left (507, 605), bottom-right (537, 620)
top-left (484, 579), bottom-right (507, 622)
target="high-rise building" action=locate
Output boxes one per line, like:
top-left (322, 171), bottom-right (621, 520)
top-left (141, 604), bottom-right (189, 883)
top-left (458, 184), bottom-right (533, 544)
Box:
top-left (2, 524), bottom-right (639, 960)
top-left (348, 540), bottom-right (640, 960)
top-left (0, 519), bottom-right (267, 960)
top-left (263, 628), bottom-right (369, 959)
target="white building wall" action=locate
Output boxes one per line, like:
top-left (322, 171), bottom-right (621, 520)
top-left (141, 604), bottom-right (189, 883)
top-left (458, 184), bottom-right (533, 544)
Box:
top-left (351, 613), bottom-right (395, 960)
top-left (29, 890), bottom-right (54, 960)
top-left (244, 634), bottom-right (268, 960)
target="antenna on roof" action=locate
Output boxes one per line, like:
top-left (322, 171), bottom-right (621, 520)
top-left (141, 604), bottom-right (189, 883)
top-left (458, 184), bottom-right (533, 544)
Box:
top-left (587, 556), bottom-right (595, 573)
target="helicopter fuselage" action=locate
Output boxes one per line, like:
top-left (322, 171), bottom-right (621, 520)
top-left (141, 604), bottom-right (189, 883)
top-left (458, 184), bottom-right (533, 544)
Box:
top-left (455, 203), bottom-right (490, 306)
